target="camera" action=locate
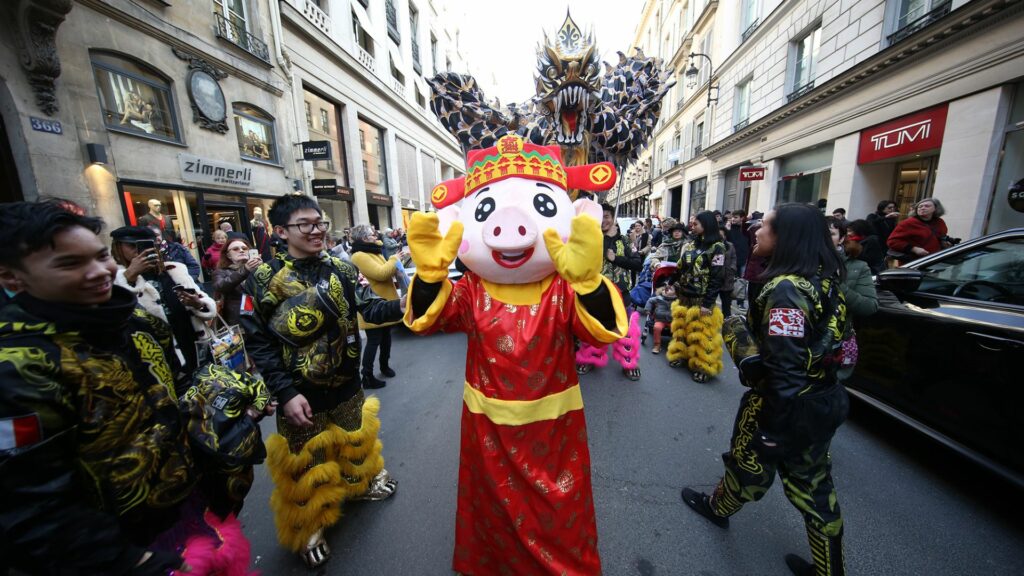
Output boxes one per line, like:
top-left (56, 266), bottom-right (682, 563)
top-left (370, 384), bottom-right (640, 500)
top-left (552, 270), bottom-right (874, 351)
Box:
top-left (941, 235), bottom-right (962, 246)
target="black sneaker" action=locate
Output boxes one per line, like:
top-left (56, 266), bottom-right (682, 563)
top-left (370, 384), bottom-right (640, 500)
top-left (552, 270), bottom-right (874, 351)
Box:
top-left (681, 487), bottom-right (729, 529)
top-left (380, 366), bottom-right (396, 378)
top-left (783, 554), bottom-right (814, 576)
top-left (363, 373), bottom-right (386, 389)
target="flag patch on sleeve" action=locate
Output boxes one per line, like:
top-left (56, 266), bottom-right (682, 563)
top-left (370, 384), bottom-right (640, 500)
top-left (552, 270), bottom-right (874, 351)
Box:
top-left (0, 414), bottom-right (42, 451)
top-left (711, 254), bottom-right (725, 266)
top-left (768, 308), bottom-right (805, 338)
top-left (240, 293), bottom-right (255, 316)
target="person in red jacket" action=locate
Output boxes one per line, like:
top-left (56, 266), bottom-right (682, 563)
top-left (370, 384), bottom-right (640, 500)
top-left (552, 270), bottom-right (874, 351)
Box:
top-left (886, 198), bottom-right (951, 261)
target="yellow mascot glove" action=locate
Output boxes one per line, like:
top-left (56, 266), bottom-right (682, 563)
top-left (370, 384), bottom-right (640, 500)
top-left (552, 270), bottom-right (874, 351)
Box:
top-left (543, 214), bottom-right (604, 294)
top-left (408, 212), bottom-right (464, 283)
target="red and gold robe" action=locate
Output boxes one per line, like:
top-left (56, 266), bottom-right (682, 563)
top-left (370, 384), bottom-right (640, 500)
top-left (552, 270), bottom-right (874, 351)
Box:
top-left (406, 271), bottom-right (626, 576)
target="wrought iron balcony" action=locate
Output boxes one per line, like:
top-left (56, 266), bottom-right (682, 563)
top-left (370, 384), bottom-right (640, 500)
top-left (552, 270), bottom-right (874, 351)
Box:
top-left (888, 0), bottom-right (951, 45)
top-left (741, 19), bottom-right (759, 42)
top-left (787, 80), bottom-right (815, 102)
top-left (412, 41), bottom-right (421, 75)
top-left (214, 12), bottom-right (270, 63)
top-left (734, 118), bottom-right (749, 132)
top-left (386, 0), bottom-right (400, 43)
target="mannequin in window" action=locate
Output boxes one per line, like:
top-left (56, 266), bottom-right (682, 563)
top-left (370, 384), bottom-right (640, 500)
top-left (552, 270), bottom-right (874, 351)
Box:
top-left (250, 207), bottom-right (274, 261)
top-left (138, 199), bottom-right (168, 231)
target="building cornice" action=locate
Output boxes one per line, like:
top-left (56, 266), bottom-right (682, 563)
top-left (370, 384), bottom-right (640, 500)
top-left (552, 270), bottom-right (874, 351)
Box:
top-left (77, 0), bottom-right (284, 96)
top-left (705, 0), bottom-right (1024, 158)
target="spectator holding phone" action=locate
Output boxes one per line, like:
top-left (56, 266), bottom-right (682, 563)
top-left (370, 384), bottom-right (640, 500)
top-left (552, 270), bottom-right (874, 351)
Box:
top-left (213, 237), bottom-right (262, 326)
top-left (112, 226), bottom-right (216, 377)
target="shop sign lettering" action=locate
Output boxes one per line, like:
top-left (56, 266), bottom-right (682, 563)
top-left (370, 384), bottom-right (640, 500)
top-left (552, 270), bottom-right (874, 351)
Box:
top-left (178, 153), bottom-right (252, 188)
top-left (739, 167), bottom-right (765, 181)
top-left (301, 140), bottom-right (331, 161)
top-left (858, 104), bottom-right (948, 164)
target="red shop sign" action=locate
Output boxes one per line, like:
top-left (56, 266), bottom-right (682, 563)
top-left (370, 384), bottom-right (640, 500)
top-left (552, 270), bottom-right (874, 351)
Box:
top-left (858, 103), bottom-right (948, 164)
top-left (739, 166), bottom-right (766, 181)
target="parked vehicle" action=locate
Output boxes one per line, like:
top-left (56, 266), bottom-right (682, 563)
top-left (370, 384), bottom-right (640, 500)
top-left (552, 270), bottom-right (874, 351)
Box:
top-left (847, 228), bottom-right (1024, 487)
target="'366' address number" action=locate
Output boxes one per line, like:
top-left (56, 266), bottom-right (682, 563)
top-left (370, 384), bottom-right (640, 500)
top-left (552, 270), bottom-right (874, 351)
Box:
top-left (30, 117), bottom-right (63, 134)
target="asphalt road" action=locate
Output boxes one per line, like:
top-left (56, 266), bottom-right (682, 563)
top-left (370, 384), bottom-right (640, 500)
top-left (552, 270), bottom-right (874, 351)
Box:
top-left (241, 327), bottom-right (1024, 575)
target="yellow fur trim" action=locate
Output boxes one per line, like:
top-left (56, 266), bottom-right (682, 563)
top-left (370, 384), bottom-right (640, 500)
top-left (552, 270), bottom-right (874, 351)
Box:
top-left (666, 340), bottom-right (689, 361)
top-left (266, 454), bottom-right (345, 552)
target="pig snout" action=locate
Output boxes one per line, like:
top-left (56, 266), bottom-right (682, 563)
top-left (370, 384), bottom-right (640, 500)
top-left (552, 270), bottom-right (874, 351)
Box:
top-left (483, 206), bottom-right (539, 251)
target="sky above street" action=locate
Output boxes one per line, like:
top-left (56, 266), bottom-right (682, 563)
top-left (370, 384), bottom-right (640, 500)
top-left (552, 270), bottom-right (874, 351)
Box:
top-left (449, 0), bottom-right (646, 105)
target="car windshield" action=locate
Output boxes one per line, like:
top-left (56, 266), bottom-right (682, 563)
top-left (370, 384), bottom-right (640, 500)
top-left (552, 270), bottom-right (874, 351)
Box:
top-left (916, 238), bottom-right (1024, 305)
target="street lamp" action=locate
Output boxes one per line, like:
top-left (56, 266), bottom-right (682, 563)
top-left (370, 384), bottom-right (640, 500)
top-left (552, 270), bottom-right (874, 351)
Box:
top-left (684, 52), bottom-right (719, 107)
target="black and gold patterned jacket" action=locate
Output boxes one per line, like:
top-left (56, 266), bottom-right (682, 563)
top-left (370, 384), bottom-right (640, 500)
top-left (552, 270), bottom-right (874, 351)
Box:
top-left (240, 252), bottom-right (402, 412)
top-left (676, 239), bottom-right (726, 308)
top-left (749, 274), bottom-right (847, 436)
top-left (0, 287), bottom-right (196, 574)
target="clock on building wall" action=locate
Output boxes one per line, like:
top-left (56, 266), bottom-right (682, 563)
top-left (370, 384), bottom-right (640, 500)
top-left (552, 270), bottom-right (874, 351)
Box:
top-left (174, 47), bottom-right (229, 133)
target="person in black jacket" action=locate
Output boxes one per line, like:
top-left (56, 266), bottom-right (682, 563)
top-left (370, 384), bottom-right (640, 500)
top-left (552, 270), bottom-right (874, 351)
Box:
top-left (846, 219), bottom-right (885, 274)
top-left (0, 201), bottom-right (194, 576)
top-left (682, 203), bottom-right (850, 576)
top-left (865, 200), bottom-right (899, 245)
top-left (240, 194), bottom-right (403, 569)
top-left (667, 211), bottom-right (726, 383)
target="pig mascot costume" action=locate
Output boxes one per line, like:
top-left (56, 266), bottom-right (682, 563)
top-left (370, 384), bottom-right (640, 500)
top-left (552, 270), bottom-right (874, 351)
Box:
top-left (405, 135), bottom-right (628, 575)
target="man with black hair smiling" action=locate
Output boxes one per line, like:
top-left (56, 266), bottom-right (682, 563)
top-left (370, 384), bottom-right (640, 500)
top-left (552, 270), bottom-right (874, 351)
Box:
top-left (240, 193), bottom-right (403, 568)
top-left (0, 200), bottom-right (195, 575)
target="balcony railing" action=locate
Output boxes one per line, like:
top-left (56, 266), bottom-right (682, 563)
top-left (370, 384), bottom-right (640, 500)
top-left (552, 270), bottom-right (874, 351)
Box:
top-left (214, 13), bottom-right (270, 62)
top-left (357, 45), bottom-right (376, 74)
top-left (693, 144), bottom-right (703, 157)
top-left (787, 80), bottom-right (815, 102)
top-left (392, 78), bottom-right (406, 98)
top-left (888, 0), bottom-right (951, 44)
top-left (302, 0), bottom-right (331, 36)
top-left (734, 118), bottom-right (749, 132)
top-left (412, 41), bottom-right (421, 75)
top-left (741, 19), bottom-right (759, 42)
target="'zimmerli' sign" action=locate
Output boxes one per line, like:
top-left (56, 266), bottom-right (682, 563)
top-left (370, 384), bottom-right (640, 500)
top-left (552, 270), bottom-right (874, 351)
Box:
top-left (858, 104), bottom-right (948, 164)
top-left (178, 153), bottom-right (252, 188)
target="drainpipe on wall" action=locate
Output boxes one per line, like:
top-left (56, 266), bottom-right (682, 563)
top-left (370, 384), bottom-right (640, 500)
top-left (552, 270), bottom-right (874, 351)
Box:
top-left (270, 0), bottom-right (305, 189)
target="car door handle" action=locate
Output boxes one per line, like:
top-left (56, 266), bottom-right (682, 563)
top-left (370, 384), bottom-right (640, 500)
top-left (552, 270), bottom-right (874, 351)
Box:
top-left (966, 332), bottom-right (1024, 352)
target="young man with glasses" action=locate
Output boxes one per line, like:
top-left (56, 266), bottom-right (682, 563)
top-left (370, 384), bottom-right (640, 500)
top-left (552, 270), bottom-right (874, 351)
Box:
top-left (240, 194), bottom-right (403, 568)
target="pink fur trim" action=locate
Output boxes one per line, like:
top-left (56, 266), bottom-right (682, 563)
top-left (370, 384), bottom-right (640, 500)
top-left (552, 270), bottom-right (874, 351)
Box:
top-left (576, 342), bottom-right (608, 367)
top-left (612, 312), bottom-right (642, 369)
top-left (174, 512), bottom-right (258, 576)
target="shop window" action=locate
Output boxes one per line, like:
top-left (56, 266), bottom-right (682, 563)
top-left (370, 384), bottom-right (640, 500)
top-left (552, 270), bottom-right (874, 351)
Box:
top-left (303, 87), bottom-right (349, 185)
top-left (360, 117), bottom-right (389, 197)
top-left (788, 25), bottom-right (821, 101)
top-left (91, 51), bottom-right (181, 142)
top-left (233, 103), bottom-right (278, 163)
top-left (688, 177), bottom-right (708, 222)
top-left (887, 0), bottom-right (951, 45)
top-left (893, 157), bottom-right (937, 218)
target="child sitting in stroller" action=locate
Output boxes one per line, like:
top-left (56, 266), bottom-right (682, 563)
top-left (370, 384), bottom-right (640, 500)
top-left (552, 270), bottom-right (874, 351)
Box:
top-left (643, 264), bottom-right (678, 354)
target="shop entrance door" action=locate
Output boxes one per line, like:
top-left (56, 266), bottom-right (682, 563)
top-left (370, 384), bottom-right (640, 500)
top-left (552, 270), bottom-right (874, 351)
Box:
top-left (0, 112), bottom-right (23, 203)
top-left (893, 156), bottom-right (938, 217)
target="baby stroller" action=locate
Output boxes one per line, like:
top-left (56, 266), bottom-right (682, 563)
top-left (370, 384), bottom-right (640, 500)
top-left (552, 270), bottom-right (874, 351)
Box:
top-left (642, 262), bottom-right (677, 345)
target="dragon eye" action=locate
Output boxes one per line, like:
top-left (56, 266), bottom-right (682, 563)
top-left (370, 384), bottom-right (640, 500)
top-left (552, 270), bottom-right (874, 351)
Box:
top-left (475, 197), bottom-right (496, 222)
top-left (546, 66), bottom-right (558, 79)
top-left (533, 193), bottom-right (557, 218)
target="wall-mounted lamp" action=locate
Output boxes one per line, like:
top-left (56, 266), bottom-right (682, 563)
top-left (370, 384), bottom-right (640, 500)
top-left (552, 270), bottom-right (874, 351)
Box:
top-left (684, 52), bottom-right (719, 107)
top-left (85, 143), bottom-right (107, 165)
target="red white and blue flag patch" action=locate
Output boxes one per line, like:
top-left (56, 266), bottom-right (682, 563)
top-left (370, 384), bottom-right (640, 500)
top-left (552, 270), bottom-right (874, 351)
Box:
top-left (0, 414), bottom-right (42, 451)
top-left (239, 293), bottom-right (255, 316)
top-left (768, 308), bottom-right (805, 338)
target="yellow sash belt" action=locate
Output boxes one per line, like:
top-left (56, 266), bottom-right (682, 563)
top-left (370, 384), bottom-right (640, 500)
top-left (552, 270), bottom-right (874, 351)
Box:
top-left (462, 381), bottom-right (583, 426)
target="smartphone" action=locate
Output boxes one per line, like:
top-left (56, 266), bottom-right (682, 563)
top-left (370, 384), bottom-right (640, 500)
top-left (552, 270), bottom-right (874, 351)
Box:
top-left (136, 239), bottom-right (156, 252)
top-left (248, 249), bottom-right (260, 260)
top-left (172, 285), bottom-right (197, 295)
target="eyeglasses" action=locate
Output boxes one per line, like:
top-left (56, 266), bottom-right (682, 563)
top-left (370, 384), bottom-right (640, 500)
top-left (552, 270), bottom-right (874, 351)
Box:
top-left (283, 220), bottom-right (331, 234)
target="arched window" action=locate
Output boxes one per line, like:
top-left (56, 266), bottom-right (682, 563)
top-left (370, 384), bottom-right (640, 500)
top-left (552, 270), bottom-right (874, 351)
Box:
top-left (233, 103), bottom-right (278, 163)
top-left (91, 51), bottom-right (180, 142)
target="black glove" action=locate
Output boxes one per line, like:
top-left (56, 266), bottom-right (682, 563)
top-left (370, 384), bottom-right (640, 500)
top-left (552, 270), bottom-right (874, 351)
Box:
top-left (131, 549), bottom-right (185, 576)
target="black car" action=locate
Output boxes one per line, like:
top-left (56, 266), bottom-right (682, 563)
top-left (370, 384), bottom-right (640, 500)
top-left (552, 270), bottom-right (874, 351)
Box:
top-left (846, 228), bottom-right (1024, 488)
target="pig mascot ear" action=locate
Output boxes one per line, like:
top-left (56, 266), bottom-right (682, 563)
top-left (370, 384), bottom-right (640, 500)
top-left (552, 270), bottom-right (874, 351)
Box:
top-left (436, 205), bottom-right (461, 237)
top-left (574, 198), bottom-right (602, 223)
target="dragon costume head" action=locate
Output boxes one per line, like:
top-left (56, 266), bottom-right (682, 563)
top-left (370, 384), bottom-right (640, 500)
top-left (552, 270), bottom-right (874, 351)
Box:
top-left (536, 12), bottom-right (601, 147)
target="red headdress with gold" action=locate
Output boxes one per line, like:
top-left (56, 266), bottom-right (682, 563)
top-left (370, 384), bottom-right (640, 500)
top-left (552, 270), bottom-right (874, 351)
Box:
top-left (430, 134), bottom-right (616, 210)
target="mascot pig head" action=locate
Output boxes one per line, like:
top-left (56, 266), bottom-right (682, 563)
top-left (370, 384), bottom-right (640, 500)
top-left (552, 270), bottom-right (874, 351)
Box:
top-left (430, 134), bottom-right (617, 284)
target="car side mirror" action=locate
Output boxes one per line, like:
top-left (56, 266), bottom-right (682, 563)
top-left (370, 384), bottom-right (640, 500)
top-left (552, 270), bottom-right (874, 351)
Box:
top-left (876, 268), bottom-right (923, 293)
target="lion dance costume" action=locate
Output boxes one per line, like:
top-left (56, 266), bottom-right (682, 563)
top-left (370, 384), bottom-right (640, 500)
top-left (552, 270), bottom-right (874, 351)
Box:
top-left (666, 239), bottom-right (726, 382)
top-left (406, 134), bottom-right (627, 575)
top-left (241, 252), bottom-right (402, 567)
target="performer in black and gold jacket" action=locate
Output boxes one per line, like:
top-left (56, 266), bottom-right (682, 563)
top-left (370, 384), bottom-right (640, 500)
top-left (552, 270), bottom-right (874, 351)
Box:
top-left (682, 203), bottom-right (850, 576)
top-left (0, 201), bottom-right (194, 576)
top-left (667, 211), bottom-right (727, 382)
top-left (240, 194), bottom-right (402, 569)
